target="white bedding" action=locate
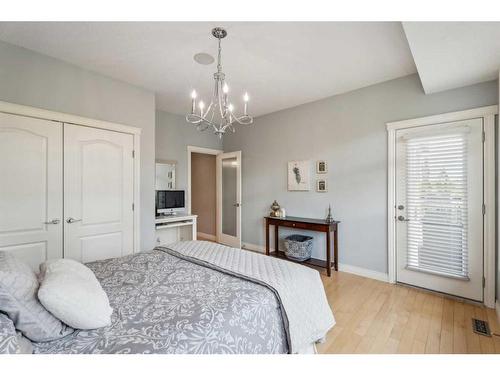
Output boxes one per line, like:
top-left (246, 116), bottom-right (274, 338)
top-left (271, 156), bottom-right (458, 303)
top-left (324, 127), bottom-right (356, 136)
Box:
top-left (163, 241), bottom-right (336, 353)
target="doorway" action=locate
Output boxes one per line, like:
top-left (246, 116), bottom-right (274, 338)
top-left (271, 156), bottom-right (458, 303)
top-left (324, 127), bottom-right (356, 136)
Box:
top-left (191, 151), bottom-right (217, 241)
top-left (187, 146), bottom-right (243, 248)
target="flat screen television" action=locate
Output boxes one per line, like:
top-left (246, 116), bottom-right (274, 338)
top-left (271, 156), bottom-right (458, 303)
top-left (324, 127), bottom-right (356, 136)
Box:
top-left (156, 190), bottom-right (185, 215)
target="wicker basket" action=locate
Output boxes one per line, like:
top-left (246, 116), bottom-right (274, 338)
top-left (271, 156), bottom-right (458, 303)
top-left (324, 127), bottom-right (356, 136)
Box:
top-left (284, 234), bottom-right (313, 261)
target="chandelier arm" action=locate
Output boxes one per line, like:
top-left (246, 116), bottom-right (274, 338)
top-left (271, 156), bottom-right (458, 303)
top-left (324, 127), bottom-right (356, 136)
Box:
top-left (206, 92), bottom-right (215, 113)
top-left (186, 113), bottom-right (202, 123)
top-left (217, 81), bottom-right (226, 119)
top-left (229, 114), bottom-right (253, 125)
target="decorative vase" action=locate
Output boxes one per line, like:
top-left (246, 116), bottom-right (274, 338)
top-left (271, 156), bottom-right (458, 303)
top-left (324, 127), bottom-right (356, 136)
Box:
top-left (270, 200), bottom-right (281, 217)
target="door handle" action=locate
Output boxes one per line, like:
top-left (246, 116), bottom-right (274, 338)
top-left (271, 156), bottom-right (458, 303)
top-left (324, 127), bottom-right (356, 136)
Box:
top-left (66, 217), bottom-right (82, 224)
top-left (44, 219), bottom-right (60, 224)
top-left (397, 215), bottom-right (410, 222)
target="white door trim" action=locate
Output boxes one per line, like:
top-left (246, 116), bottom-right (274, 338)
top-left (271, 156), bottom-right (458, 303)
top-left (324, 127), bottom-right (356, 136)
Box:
top-left (0, 99), bottom-right (142, 255)
top-left (386, 105), bottom-right (497, 308)
top-left (186, 145), bottom-right (223, 215)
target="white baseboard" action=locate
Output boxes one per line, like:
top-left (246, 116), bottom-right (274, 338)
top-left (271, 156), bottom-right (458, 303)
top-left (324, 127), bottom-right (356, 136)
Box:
top-left (337, 263), bottom-right (389, 283)
top-left (241, 242), bottom-right (389, 283)
top-left (197, 232), bottom-right (216, 241)
top-left (242, 242), bottom-right (267, 253)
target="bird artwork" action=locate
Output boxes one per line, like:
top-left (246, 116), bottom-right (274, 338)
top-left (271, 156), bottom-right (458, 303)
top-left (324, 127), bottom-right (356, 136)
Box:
top-left (288, 161), bottom-right (310, 191)
top-left (293, 166), bottom-right (301, 183)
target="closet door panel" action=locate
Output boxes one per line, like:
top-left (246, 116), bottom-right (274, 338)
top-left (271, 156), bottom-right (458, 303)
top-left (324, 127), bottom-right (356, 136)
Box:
top-left (0, 112), bottom-right (63, 268)
top-left (64, 124), bottom-right (134, 262)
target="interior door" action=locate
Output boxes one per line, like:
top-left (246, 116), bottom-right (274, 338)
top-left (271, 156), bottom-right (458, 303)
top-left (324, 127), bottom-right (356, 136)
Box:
top-left (0, 112), bottom-right (63, 269)
top-left (395, 118), bottom-right (483, 301)
top-left (64, 124), bottom-right (134, 262)
top-left (216, 151), bottom-right (241, 248)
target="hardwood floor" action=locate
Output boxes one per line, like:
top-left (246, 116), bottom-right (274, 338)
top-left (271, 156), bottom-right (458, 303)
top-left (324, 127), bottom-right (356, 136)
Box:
top-left (316, 270), bottom-right (500, 354)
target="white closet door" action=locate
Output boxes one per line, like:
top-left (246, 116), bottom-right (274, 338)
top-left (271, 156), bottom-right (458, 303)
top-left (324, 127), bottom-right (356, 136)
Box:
top-left (0, 112), bottom-right (63, 269)
top-left (64, 124), bottom-right (134, 262)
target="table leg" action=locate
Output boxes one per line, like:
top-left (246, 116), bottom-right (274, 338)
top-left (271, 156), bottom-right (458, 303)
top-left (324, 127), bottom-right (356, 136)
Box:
top-left (334, 229), bottom-right (338, 271)
top-left (274, 225), bottom-right (279, 254)
top-left (326, 230), bottom-right (332, 277)
top-left (265, 221), bottom-right (270, 256)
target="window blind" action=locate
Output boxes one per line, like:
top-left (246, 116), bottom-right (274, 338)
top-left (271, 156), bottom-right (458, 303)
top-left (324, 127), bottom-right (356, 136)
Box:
top-left (404, 130), bottom-right (469, 280)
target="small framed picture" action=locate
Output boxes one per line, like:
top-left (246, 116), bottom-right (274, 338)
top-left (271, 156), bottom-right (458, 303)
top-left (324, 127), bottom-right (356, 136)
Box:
top-left (316, 160), bottom-right (328, 174)
top-left (316, 179), bottom-right (328, 192)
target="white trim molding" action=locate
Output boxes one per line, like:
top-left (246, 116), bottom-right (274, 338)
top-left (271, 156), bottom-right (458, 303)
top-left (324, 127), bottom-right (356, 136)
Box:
top-left (0, 100), bottom-right (142, 135)
top-left (337, 264), bottom-right (389, 283)
top-left (242, 242), bottom-right (389, 282)
top-left (0, 99), bottom-right (142, 255)
top-left (386, 105), bottom-right (497, 308)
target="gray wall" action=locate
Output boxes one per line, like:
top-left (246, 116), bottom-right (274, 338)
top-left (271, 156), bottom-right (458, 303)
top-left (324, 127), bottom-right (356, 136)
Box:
top-left (155, 110), bottom-right (223, 210)
top-left (0, 40), bottom-right (157, 251)
top-left (224, 74), bottom-right (498, 274)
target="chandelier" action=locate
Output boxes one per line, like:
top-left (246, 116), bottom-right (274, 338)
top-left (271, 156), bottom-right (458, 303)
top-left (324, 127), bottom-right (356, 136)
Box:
top-left (186, 27), bottom-right (253, 138)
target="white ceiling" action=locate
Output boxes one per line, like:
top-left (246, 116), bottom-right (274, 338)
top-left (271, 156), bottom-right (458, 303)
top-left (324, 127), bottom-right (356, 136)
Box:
top-left (403, 22), bottom-right (500, 94)
top-left (0, 22), bottom-right (417, 117)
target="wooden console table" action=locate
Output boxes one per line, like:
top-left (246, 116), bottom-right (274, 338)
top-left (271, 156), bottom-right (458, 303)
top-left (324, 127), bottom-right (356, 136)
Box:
top-left (265, 216), bottom-right (340, 277)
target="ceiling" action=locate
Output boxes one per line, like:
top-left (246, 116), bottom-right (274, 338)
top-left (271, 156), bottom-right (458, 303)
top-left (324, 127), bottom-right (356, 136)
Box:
top-left (0, 22), bottom-right (417, 117)
top-left (0, 22), bottom-right (498, 117)
top-left (403, 22), bottom-right (500, 94)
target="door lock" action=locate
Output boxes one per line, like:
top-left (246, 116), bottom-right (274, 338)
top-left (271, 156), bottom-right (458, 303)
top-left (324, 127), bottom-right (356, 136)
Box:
top-left (397, 215), bottom-right (410, 222)
top-left (397, 205), bottom-right (405, 210)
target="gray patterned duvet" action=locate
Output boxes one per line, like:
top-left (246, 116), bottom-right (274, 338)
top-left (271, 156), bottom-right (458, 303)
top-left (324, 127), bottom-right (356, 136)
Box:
top-left (33, 250), bottom-right (288, 354)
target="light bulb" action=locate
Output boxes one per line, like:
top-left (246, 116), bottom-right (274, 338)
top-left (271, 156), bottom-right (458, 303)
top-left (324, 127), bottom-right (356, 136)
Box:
top-left (228, 103), bottom-right (234, 112)
top-left (223, 83), bottom-right (229, 94)
top-left (191, 90), bottom-right (197, 99)
top-left (199, 101), bottom-right (205, 110)
top-left (244, 92), bottom-right (249, 102)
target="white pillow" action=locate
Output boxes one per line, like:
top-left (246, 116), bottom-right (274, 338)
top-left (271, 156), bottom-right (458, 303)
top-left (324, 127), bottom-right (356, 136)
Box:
top-left (38, 259), bottom-right (113, 330)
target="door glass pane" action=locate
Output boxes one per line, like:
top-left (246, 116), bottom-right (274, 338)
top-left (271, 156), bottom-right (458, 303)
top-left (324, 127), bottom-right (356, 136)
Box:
top-left (222, 157), bottom-right (237, 237)
top-left (405, 129), bottom-right (469, 279)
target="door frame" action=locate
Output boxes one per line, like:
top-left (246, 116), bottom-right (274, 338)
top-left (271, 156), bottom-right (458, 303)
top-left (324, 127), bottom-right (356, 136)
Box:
top-left (386, 105), bottom-right (497, 308)
top-left (0, 100), bottom-right (142, 255)
top-left (186, 145), bottom-right (223, 216)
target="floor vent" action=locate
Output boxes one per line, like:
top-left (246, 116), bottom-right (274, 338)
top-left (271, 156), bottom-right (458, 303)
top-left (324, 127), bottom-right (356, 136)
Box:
top-left (472, 318), bottom-right (491, 337)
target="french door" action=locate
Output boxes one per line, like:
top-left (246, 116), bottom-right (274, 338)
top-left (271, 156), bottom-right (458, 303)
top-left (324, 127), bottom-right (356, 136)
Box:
top-left (395, 118), bottom-right (483, 301)
top-left (216, 151), bottom-right (242, 248)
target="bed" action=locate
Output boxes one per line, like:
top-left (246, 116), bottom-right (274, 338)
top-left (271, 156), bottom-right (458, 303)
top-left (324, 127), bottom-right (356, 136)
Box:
top-left (8, 241), bottom-right (335, 354)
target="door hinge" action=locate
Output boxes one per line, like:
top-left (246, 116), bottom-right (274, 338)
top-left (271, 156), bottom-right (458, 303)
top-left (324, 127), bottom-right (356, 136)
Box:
top-left (132, 203), bottom-right (135, 211)
top-left (482, 131), bottom-right (486, 143)
top-left (482, 203), bottom-right (486, 216)
top-left (483, 276), bottom-right (486, 288)
top-left (132, 150), bottom-right (135, 158)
